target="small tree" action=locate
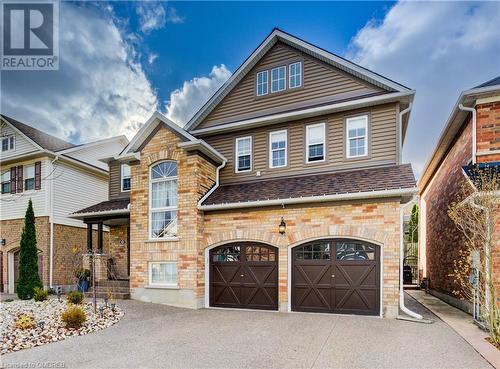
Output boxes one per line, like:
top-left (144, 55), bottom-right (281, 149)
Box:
top-left (407, 204), bottom-right (419, 243)
top-left (16, 199), bottom-right (42, 299)
top-left (448, 168), bottom-right (499, 345)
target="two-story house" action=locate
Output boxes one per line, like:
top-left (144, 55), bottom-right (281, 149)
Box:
top-left (72, 29), bottom-right (417, 318)
top-left (418, 77), bottom-right (500, 312)
top-left (0, 115), bottom-right (128, 293)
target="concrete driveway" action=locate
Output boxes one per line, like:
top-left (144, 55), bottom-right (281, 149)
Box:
top-left (2, 295), bottom-right (492, 369)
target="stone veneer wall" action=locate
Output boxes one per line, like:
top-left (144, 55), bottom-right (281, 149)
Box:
top-left (202, 200), bottom-right (402, 316)
top-left (129, 125), bottom-right (216, 307)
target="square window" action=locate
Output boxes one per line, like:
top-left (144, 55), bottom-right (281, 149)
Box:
top-left (271, 66), bottom-right (286, 93)
top-left (150, 262), bottom-right (177, 286)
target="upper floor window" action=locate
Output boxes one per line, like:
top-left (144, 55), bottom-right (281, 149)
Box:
top-left (24, 165), bottom-right (35, 191)
top-left (346, 115), bottom-right (368, 158)
top-left (271, 66), bottom-right (286, 93)
top-left (256, 70), bottom-right (268, 96)
top-left (306, 123), bottom-right (326, 163)
top-left (269, 130), bottom-right (287, 168)
top-left (121, 164), bottom-right (131, 192)
top-left (235, 136), bottom-right (252, 172)
top-left (1, 170), bottom-right (10, 194)
top-left (150, 161), bottom-right (177, 239)
top-left (1, 135), bottom-right (14, 152)
top-left (289, 62), bottom-right (302, 89)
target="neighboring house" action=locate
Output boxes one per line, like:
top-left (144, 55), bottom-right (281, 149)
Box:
top-left (72, 29), bottom-right (417, 318)
top-left (418, 77), bottom-right (500, 311)
top-left (0, 115), bottom-right (128, 293)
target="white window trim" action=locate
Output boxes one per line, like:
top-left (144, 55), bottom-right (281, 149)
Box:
top-left (289, 61), bottom-right (302, 89)
top-left (269, 130), bottom-right (287, 168)
top-left (1, 135), bottom-right (15, 152)
top-left (346, 115), bottom-right (369, 159)
top-left (235, 136), bottom-right (252, 173)
top-left (306, 123), bottom-right (326, 163)
top-left (256, 70), bottom-right (268, 96)
top-left (121, 164), bottom-right (131, 192)
top-left (271, 66), bottom-right (286, 93)
top-left (148, 261), bottom-right (178, 287)
top-left (149, 161), bottom-right (178, 239)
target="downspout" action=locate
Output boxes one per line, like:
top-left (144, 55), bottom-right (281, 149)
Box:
top-left (197, 160), bottom-right (227, 207)
top-left (459, 104), bottom-right (476, 164)
top-left (398, 103), bottom-right (412, 164)
top-left (49, 155), bottom-right (59, 288)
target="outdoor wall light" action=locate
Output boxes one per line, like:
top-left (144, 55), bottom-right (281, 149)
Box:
top-left (278, 217), bottom-right (286, 235)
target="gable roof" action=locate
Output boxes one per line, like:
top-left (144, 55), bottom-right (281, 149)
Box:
top-left (185, 28), bottom-right (412, 132)
top-left (1, 114), bottom-right (75, 152)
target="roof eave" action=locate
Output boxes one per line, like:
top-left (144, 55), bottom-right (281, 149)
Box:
top-left (69, 208), bottom-right (130, 220)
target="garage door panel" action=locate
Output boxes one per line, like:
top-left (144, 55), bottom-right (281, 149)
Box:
top-left (297, 287), bottom-right (331, 312)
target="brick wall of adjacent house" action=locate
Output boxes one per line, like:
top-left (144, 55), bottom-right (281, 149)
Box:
top-left (422, 119), bottom-right (472, 297)
top-left (201, 200), bottom-right (402, 314)
top-left (106, 225), bottom-right (129, 279)
top-left (476, 101), bottom-right (500, 163)
top-left (129, 125), bottom-right (216, 306)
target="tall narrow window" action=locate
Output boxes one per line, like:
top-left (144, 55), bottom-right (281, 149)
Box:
top-left (269, 130), bottom-right (287, 168)
top-left (1, 170), bottom-right (10, 194)
top-left (346, 115), bottom-right (368, 158)
top-left (256, 70), bottom-right (268, 96)
top-left (150, 161), bottom-right (177, 239)
top-left (1, 135), bottom-right (14, 152)
top-left (306, 123), bottom-right (326, 163)
top-left (235, 136), bottom-right (252, 172)
top-left (24, 165), bottom-right (35, 190)
top-left (289, 62), bottom-right (302, 89)
top-left (271, 66), bottom-right (286, 93)
top-left (121, 164), bottom-right (131, 192)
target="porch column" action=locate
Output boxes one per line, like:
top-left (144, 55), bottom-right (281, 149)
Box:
top-left (97, 222), bottom-right (103, 254)
top-left (86, 223), bottom-right (93, 252)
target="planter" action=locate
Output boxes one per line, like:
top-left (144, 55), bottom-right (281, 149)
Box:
top-left (77, 279), bottom-right (89, 292)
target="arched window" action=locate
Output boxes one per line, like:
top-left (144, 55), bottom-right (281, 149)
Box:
top-left (150, 161), bottom-right (177, 238)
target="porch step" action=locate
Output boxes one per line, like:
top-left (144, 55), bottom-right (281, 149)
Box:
top-left (85, 291), bottom-right (130, 300)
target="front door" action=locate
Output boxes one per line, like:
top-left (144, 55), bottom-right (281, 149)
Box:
top-left (292, 239), bottom-right (380, 315)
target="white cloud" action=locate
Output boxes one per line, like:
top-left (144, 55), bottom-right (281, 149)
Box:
top-left (165, 65), bottom-right (232, 126)
top-left (1, 3), bottom-right (158, 143)
top-left (136, 2), bottom-right (166, 34)
top-left (148, 53), bottom-right (158, 65)
top-left (348, 1), bottom-right (500, 176)
top-left (166, 7), bottom-right (184, 24)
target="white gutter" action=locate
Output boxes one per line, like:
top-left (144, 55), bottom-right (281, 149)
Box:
top-left (459, 104), bottom-right (477, 164)
top-left (197, 160), bottom-right (227, 207)
top-left (198, 187), bottom-right (418, 211)
top-left (398, 103), bottom-right (412, 163)
top-left (399, 196), bottom-right (423, 320)
top-left (68, 208), bottom-right (130, 219)
top-left (48, 155), bottom-right (59, 288)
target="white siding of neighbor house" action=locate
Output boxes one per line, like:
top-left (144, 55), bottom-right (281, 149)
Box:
top-left (52, 161), bottom-right (108, 228)
top-left (0, 122), bottom-right (39, 160)
top-left (0, 158), bottom-right (50, 220)
top-left (64, 137), bottom-right (127, 170)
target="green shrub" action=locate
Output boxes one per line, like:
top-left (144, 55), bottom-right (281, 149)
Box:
top-left (33, 287), bottom-right (48, 302)
top-left (61, 306), bottom-right (86, 329)
top-left (15, 314), bottom-right (36, 330)
top-left (67, 291), bottom-right (84, 304)
top-left (75, 269), bottom-right (91, 280)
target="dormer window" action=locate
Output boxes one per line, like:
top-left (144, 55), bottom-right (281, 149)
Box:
top-left (121, 164), bottom-right (131, 192)
top-left (1, 135), bottom-right (14, 152)
top-left (271, 66), bottom-right (286, 93)
top-left (256, 71), bottom-right (268, 96)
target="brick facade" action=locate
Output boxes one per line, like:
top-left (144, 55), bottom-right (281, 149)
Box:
top-left (107, 225), bottom-right (129, 279)
top-left (476, 101), bottom-right (500, 163)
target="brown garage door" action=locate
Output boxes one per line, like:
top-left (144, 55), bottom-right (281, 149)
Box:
top-left (210, 243), bottom-right (278, 310)
top-left (292, 239), bottom-right (380, 315)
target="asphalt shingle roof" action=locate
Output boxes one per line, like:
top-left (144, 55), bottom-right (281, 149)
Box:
top-left (474, 76), bottom-right (500, 88)
top-left (73, 198), bottom-right (130, 215)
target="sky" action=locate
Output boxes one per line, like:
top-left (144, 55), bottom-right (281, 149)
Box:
top-left (1, 1), bottom-right (499, 176)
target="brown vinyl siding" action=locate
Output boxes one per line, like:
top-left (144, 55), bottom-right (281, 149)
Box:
top-left (198, 42), bottom-right (383, 129)
top-left (109, 160), bottom-right (129, 199)
top-left (204, 103), bottom-right (399, 184)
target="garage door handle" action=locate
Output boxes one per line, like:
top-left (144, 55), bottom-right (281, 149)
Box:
top-left (240, 274), bottom-right (244, 277)
top-left (331, 275), bottom-right (335, 278)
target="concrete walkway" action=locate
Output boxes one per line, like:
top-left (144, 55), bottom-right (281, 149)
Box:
top-left (407, 290), bottom-right (499, 368)
top-left (2, 294), bottom-right (493, 369)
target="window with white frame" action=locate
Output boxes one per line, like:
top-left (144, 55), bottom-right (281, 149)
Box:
top-left (271, 66), bottom-right (286, 93)
top-left (269, 130), bottom-right (287, 168)
top-left (149, 262), bottom-right (177, 286)
top-left (235, 136), bottom-right (252, 172)
top-left (24, 165), bottom-right (35, 191)
top-left (150, 161), bottom-right (178, 239)
top-left (306, 123), bottom-right (326, 162)
top-left (346, 115), bottom-right (368, 158)
top-left (121, 164), bottom-right (131, 192)
top-left (289, 62), bottom-right (302, 89)
top-left (1, 135), bottom-right (14, 152)
top-left (1, 170), bottom-right (10, 194)
top-left (256, 70), bottom-right (268, 96)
